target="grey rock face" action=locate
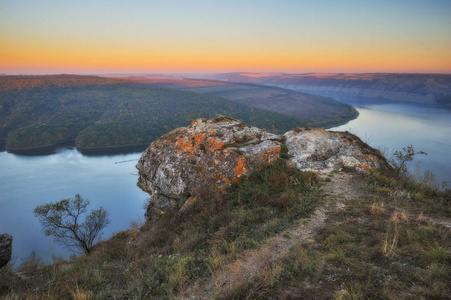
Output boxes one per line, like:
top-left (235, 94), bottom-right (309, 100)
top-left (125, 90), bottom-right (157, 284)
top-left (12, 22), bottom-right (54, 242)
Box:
top-left (0, 233), bottom-right (13, 268)
top-left (284, 128), bottom-right (386, 173)
top-left (136, 116), bottom-right (282, 219)
top-left (136, 117), bottom-right (388, 220)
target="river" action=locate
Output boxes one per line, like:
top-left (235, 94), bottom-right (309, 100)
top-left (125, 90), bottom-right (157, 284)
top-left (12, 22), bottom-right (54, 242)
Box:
top-left (0, 149), bottom-right (148, 266)
top-left (1, 102), bottom-right (450, 266)
top-left (330, 103), bottom-right (451, 184)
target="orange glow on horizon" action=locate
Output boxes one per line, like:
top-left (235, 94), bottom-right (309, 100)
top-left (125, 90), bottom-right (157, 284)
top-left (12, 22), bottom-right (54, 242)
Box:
top-left (1, 1), bottom-right (450, 75)
top-left (1, 31), bottom-right (450, 74)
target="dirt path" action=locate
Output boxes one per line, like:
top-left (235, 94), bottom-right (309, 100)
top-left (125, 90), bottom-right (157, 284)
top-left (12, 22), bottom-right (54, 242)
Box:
top-left (183, 172), bottom-right (367, 299)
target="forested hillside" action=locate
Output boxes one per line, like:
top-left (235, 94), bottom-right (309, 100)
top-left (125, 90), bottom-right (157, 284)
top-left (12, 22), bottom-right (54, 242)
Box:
top-left (0, 75), bottom-right (300, 150)
top-left (133, 77), bottom-right (358, 128)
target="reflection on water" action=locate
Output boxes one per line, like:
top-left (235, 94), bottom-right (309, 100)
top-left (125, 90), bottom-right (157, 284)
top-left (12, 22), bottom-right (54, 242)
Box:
top-left (6, 142), bottom-right (148, 157)
top-left (330, 104), bottom-right (451, 184)
top-left (0, 148), bottom-right (148, 264)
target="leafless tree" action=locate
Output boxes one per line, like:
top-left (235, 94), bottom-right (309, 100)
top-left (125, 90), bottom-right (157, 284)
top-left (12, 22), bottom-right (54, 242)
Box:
top-left (34, 194), bottom-right (110, 254)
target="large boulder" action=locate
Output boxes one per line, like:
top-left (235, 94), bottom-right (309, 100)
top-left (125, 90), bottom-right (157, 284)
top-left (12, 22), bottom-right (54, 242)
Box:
top-left (284, 127), bottom-right (387, 173)
top-left (0, 233), bottom-right (12, 268)
top-left (137, 116), bottom-right (282, 218)
top-left (136, 117), bottom-right (388, 220)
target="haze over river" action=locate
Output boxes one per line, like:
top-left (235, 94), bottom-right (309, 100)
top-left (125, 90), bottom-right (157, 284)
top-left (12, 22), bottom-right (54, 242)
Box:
top-left (1, 102), bottom-right (450, 265)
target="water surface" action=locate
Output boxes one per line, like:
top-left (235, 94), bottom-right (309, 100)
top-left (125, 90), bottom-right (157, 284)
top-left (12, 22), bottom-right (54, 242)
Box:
top-left (330, 103), bottom-right (451, 184)
top-left (0, 148), bottom-right (147, 265)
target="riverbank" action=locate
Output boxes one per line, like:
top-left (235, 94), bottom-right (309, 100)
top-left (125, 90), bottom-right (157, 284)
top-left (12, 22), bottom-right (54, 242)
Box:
top-left (4, 142), bottom-right (149, 157)
top-left (3, 109), bottom-right (359, 156)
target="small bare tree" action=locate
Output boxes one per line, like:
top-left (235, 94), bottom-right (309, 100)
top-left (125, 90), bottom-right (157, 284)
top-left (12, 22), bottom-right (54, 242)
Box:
top-left (34, 194), bottom-right (110, 254)
top-left (391, 145), bottom-right (427, 177)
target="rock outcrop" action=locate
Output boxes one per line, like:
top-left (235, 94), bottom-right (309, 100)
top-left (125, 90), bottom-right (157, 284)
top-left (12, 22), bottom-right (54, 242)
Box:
top-left (136, 117), bottom-right (388, 220)
top-left (0, 233), bottom-right (12, 268)
top-left (137, 116), bottom-right (282, 218)
top-left (284, 128), bottom-right (386, 173)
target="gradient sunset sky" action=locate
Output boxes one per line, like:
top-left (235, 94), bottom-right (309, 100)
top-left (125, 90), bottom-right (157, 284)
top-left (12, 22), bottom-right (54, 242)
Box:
top-left (1, 0), bottom-right (450, 74)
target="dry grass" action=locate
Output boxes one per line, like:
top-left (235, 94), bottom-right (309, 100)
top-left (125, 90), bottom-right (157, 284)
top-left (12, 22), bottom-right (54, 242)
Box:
top-left (69, 284), bottom-right (91, 300)
top-left (370, 201), bottom-right (385, 215)
top-left (241, 169), bottom-right (451, 299)
top-left (390, 209), bottom-right (409, 223)
top-left (2, 161), bottom-right (449, 299)
top-left (382, 223), bottom-right (399, 257)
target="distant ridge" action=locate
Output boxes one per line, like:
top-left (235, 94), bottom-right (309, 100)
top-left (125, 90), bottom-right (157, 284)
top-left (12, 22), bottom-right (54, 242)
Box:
top-left (205, 72), bottom-right (451, 107)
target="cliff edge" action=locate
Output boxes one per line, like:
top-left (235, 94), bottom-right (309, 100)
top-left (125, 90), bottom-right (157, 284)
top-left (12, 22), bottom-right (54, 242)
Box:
top-left (136, 116), bottom-right (388, 220)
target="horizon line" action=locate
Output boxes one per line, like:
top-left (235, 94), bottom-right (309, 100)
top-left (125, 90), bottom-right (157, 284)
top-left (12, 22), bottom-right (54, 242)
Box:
top-left (2, 71), bottom-right (451, 76)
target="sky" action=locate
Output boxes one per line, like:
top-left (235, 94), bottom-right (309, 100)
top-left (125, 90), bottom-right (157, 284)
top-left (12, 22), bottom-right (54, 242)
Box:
top-left (1, 0), bottom-right (450, 74)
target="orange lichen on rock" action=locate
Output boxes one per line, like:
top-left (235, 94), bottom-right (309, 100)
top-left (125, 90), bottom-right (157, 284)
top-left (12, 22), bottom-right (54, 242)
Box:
top-left (262, 147), bottom-right (281, 162)
top-left (218, 174), bottom-right (231, 187)
top-left (364, 154), bottom-right (377, 164)
top-left (342, 155), bottom-right (372, 171)
top-left (194, 132), bottom-right (207, 145)
top-left (357, 161), bottom-right (370, 171)
top-left (232, 156), bottom-right (247, 183)
top-left (175, 127), bottom-right (225, 155)
top-left (177, 137), bottom-right (195, 153)
top-left (208, 137), bottom-right (224, 151)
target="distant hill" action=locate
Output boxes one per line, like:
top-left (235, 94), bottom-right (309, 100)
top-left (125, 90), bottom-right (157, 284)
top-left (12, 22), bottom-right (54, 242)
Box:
top-left (0, 75), bottom-right (301, 152)
top-left (131, 77), bottom-right (358, 128)
top-left (205, 73), bottom-right (451, 107)
top-left (0, 74), bottom-right (128, 91)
